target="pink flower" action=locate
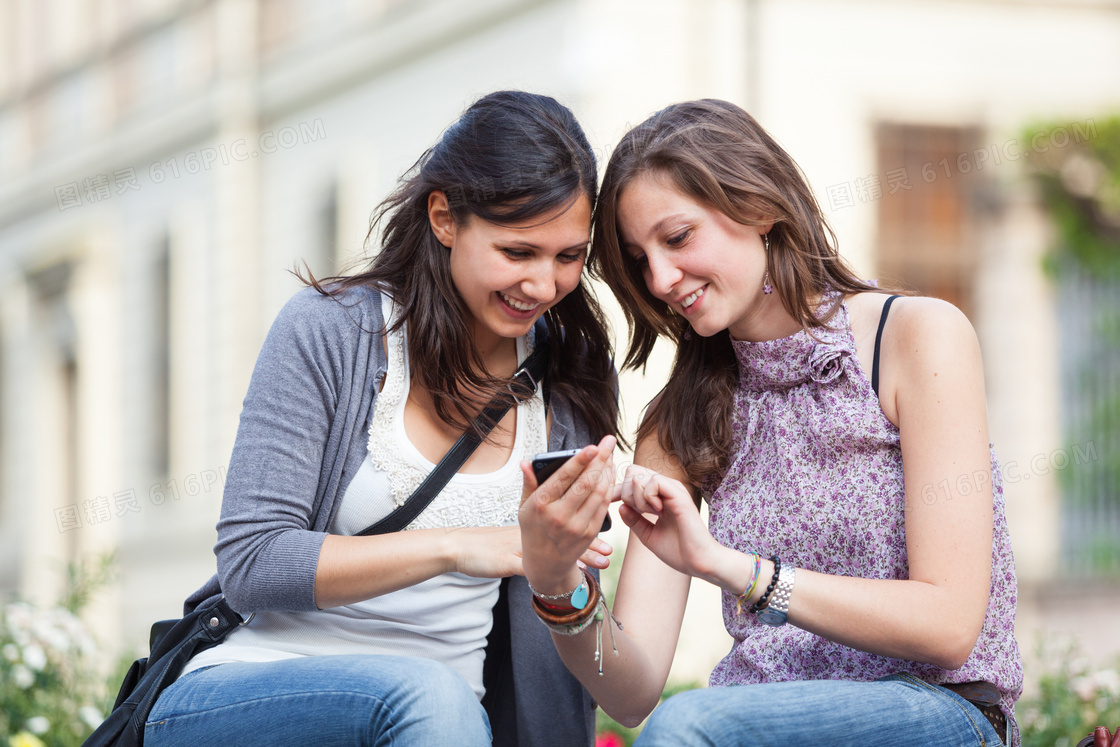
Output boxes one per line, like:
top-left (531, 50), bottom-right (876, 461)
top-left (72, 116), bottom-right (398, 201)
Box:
top-left (596, 732), bottom-right (626, 747)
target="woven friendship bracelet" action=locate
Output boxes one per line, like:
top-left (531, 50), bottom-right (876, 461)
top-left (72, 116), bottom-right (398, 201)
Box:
top-left (734, 552), bottom-right (763, 615)
top-left (748, 556), bottom-right (782, 614)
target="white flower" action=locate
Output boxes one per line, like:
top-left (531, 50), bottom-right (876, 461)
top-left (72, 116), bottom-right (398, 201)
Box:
top-left (2, 643), bottom-right (18, 661)
top-left (11, 663), bottom-right (34, 688)
top-left (1093, 668), bottom-right (1120, 697)
top-left (79, 706), bottom-right (104, 730)
top-left (39, 625), bottom-right (70, 654)
top-left (5, 601), bottom-right (34, 630)
top-left (1073, 675), bottom-right (1096, 701)
top-left (25, 716), bottom-right (49, 735)
top-left (21, 644), bottom-right (46, 671)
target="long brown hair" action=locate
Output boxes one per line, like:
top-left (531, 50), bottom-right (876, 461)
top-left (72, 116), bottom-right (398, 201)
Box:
top-left (590, 99), bottom-right (884, 485)
top-left (303, 91), bottom-right (618, 443)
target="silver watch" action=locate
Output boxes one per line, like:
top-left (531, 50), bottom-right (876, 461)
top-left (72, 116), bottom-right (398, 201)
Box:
top-left (756, 565), bottom-right (796, 627)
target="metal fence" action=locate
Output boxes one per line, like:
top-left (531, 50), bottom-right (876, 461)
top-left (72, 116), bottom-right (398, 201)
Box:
top-left (1057, 265), bottom-right (1120, 576)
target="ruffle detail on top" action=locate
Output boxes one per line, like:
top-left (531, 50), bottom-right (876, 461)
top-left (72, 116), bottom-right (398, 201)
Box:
top-left (732, 294), bottom-right (853, 391)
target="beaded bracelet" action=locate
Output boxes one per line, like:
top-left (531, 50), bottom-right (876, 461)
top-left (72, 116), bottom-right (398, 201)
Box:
top-left (748, 556), bottom-right (781, 614)
top-left (532, 573), bottom-right (600, 626)
top-left (734, 552), bottom-right (763, 615)
top-left (531, 567), bottom-right (623, 675)
top-left (528, 571), bottom-right (591, 610)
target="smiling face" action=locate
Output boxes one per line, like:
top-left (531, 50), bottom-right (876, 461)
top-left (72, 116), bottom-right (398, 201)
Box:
top-left (617, 171), bottom-right (777, 341)
top-left (429, 190), bottom-right (591, 353)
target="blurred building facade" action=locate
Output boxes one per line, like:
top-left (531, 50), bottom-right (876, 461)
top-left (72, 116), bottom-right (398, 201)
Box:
top-left (1, 0), bottom-right (1118, 685)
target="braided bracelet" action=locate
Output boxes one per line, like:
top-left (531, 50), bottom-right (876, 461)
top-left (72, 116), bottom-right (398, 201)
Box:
top-left (748, 556), bottom-right (781, 614)
top-left (734, 552), bottom-right (763, 615)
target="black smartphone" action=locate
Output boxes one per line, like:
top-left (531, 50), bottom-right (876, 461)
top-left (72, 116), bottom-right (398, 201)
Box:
top-left (531, 449), bottom-right (612, 532)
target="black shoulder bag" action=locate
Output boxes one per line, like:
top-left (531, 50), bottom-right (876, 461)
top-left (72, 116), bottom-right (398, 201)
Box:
top-left (84, 341), bottom-right (550, 747)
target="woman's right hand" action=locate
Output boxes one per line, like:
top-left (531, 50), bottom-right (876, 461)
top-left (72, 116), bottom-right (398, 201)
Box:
top-left (518, 436), bottom-right (617, 593)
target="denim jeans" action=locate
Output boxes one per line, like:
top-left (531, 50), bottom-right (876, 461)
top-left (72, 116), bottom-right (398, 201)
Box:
top-left (144, 655), bottom-right (491, 746)
top-left (633, 673), bottom-right (1005, 747)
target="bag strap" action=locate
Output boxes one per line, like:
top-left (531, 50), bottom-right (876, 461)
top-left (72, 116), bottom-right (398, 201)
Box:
top-left (356, 326), bottom-right (551, 536)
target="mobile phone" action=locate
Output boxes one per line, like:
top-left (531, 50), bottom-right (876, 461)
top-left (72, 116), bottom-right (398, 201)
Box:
top-left (531, 449), bottom-right (612, 532)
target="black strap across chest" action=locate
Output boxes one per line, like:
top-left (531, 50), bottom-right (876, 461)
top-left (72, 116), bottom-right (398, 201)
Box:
top-left (356, 330), bottom-right (550, 536)
top-left (871, 295), bottom-right (901, 398)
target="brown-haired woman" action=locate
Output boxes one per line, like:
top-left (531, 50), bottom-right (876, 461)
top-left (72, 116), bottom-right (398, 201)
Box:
top-left (143, 91), bottom-right (619, 747)
top-left (517, 99), bottom-right (1022, 746)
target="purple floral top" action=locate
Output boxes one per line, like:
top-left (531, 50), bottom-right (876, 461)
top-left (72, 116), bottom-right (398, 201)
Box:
top-left (706, 295), bottom-right (1023, 745)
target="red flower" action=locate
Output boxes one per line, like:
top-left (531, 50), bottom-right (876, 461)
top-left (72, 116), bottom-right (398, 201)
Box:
top-left (595, 733), bottom-right (626, 747)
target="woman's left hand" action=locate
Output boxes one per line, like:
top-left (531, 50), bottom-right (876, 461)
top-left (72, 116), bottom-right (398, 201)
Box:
top-left (518, 436), bottom-right (617, 592)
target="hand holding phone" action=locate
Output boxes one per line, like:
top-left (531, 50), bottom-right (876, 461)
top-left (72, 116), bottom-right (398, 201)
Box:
top-left (531, 449), bottom-right (612, 532)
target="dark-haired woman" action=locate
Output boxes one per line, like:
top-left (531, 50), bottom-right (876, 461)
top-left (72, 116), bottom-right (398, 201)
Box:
top-left (143, 91), bottom-right (619, 747)
top-left (518, 99), bottom-right (1022, 746)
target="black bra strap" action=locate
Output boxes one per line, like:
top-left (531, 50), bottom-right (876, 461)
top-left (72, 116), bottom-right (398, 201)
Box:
top-left (871, 295), bottom-right (901, 397)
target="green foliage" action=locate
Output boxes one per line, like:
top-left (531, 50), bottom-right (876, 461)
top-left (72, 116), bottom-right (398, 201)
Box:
top-left (57, 552), bottom-right (116, 616)
top-left (1025, 115), bottom-right (1120, 565)
top-left (1024, 116), bottom-right (1120, 280)
top-left (1, 554), bottom-right (116, 745)
top-left (0, 603), bottom-right (103, 745)
top-left (1019, 638), bottom-right (1120, 747)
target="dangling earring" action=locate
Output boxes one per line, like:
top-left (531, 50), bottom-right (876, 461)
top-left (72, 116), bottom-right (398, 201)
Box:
top-left (762, 233), bottom-right (773, 295)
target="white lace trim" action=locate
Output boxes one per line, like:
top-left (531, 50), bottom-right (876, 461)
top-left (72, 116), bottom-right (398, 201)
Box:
top-left (367, 300), bottom-right (547, 531)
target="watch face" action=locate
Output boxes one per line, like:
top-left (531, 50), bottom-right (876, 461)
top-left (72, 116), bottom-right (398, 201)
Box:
top-left (757, 607), bottom-right (786, 626)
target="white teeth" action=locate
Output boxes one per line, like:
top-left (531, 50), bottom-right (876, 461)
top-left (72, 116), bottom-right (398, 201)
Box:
top-left (499, 292), bottom-right (538, 312)
top-left (681, 286), bottom-right (705, 308)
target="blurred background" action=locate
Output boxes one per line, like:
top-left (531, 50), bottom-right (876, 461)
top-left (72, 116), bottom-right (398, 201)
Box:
top-left (1, 0), bottom-right (1118, 742)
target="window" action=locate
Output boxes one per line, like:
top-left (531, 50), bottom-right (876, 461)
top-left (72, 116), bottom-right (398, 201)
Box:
top-left (876, 123), bottom-right (983, 319)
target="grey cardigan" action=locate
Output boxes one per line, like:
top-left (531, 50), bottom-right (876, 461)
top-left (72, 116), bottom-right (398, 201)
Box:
top-left (184, 285), bottom-right (597, 746)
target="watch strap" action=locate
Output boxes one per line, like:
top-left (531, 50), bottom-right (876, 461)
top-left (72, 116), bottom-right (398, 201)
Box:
top-left (758, 565), bottom-right (796, 626)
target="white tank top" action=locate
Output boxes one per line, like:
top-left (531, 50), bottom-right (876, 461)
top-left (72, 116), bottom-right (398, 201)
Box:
top-left (180, 294), bottom-right (548, 698)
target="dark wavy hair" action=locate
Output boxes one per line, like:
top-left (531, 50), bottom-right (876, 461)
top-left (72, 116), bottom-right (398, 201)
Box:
top-left (303, 91), bottom-right (618, 442)
top-left (590, 99), bottom-right (891, 485)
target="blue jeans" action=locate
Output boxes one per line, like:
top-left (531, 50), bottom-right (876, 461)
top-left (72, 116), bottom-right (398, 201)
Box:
top-left (144, 655), bottom-right (491, 746)
top-left (634, 673), bottom-right (1005, 747)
